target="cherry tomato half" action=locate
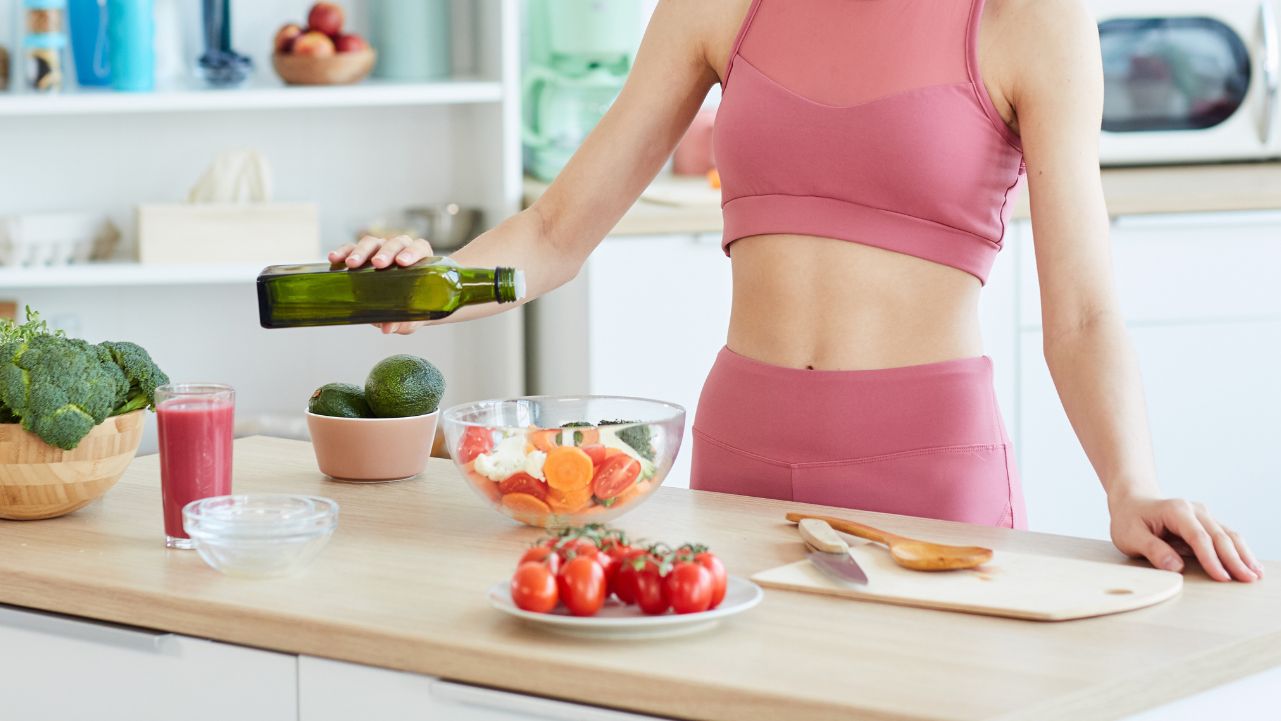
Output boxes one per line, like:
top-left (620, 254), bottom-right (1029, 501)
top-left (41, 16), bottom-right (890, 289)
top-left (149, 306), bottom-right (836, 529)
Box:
top-left (499, 472), bottom-right (549, 501)
top-left (511, 561), bottom-right (558, 613)
top-left (558, 556), bottom-right (607, 616)
top-left (582, 444), bottom-right (607, 466)
top-left (457, 427), bottom-right (494, 464)
top-left (591, 454), bottom-right (641, 500)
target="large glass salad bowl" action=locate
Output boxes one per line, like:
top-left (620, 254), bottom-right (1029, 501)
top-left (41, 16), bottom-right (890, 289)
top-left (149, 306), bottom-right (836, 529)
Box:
top-left (441, 396), bottom-right (686, 528)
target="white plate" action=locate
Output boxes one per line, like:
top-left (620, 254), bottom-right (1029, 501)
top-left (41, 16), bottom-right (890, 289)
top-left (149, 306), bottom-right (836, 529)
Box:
top-left (488, 575), bottom-right (764, 639)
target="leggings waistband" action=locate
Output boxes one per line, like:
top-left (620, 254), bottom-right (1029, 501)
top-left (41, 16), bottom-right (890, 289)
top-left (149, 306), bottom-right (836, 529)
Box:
top-left (694, 346), bottom-right (1006, 464)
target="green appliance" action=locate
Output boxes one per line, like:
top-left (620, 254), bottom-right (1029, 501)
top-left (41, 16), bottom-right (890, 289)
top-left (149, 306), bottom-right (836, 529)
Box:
top-left (523, 0), bottom-right (643, 181)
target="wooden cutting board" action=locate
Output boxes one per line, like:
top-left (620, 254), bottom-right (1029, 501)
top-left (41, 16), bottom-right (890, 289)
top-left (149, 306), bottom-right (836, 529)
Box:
top-left (751, 542), bottom-right (1183, 621)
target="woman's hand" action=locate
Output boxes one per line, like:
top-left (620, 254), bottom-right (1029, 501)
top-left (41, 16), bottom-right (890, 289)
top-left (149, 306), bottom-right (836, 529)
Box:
top-left (328, 234), bottom-right (434, 335)
top-left (1109, 494), bottom-right (1262, 582)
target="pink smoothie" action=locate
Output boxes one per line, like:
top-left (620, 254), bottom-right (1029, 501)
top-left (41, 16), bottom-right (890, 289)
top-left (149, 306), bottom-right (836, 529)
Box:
top-left (158, 397), bottom-right (234, 542)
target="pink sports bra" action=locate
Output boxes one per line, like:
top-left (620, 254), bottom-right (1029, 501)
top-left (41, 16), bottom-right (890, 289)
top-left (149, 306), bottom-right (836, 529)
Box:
top-left (713, 0), bottom-right (1026, 284)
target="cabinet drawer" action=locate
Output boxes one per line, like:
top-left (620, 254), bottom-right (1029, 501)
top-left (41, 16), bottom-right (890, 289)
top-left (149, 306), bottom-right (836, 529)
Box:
top-left (0, 604), bottom-right (296, 721)
top-left (1019, 211), bottom-right (1281, 327)
top-left (299, 656), bottom-right (669, 721)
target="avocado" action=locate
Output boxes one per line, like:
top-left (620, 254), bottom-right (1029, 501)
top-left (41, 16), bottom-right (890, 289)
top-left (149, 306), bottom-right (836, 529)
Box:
top-left (308, 383), bottom-right (374, 418)
top-left (365, 354), bottom-right (446, 418)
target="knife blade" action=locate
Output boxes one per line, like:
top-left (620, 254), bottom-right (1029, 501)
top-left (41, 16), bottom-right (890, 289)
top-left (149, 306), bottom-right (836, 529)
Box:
top-left (797, 518), bottom-right (869, 586)
top-left (808, 549), bottom-right (869, 586)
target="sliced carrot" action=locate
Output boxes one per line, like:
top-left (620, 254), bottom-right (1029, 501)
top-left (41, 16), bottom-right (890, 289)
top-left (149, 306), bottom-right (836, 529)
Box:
top-left (543, 446), bottom-right (594, 492)
top-left (501, 492), bottom-right (552, 526)
top-left (547, 488), bottom-right (593, 514)
top-left (528, 428), bottom-right (559, 453)
top-left (570, 427), bottom-right (600, 445)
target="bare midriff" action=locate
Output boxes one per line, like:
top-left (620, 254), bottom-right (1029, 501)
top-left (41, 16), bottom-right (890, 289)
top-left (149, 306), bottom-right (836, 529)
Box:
top-left (726, 234), bottom-right (984, 371)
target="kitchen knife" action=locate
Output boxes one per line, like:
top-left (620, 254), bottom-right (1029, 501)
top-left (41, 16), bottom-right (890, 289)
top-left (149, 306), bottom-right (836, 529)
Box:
top-left (798, 518), bottom-right (868, 586)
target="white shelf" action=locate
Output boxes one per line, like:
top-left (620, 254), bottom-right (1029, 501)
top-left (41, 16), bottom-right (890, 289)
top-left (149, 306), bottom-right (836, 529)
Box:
top-left (0, 262), bottom-right (268, 289)
top-left (0, 78), bottom-right (504, 117)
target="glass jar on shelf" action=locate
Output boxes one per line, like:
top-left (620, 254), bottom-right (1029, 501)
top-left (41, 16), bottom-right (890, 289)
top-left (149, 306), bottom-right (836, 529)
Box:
top-left (19, 0), bottom-right (73, 92)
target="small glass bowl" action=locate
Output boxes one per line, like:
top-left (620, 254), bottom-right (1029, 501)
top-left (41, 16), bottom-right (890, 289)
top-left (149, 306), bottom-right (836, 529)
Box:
top-left (183, 494), bottom-right (338, 579)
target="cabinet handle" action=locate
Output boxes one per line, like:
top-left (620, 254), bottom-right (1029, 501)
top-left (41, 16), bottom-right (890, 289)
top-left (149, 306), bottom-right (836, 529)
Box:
top-left (431, 679), bottom-right (660, 720)
top-left (1261, 0), bottom-right (1280, 145)
top-left (0, 603), bottom-right (175, 653)
top-left (1111, 209), bottom-right (1281, 230)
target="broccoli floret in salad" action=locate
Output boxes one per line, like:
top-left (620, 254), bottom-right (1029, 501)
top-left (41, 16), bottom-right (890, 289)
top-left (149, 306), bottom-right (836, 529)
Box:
top-left (597, 419), bottom-right (656, 463)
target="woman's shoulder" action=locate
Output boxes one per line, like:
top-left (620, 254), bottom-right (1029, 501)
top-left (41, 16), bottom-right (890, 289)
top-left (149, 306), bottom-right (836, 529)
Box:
top-left (987, 0), bottom-right (1096, 42)
top-left (986, 0), bottom-right (1100, 94)
top-left (651, 0), bottom-right (755, 81)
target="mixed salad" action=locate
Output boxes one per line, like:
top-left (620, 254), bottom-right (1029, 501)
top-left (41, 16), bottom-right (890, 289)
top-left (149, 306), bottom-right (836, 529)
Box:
top-left (458, 420), bottom-right (659, 525)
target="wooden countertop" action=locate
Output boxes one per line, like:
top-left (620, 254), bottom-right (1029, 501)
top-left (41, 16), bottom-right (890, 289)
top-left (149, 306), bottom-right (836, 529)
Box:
top-left (525, 162), bottom-right (1281, 236)
top-left (2, 436), bottom-right (1278, 721)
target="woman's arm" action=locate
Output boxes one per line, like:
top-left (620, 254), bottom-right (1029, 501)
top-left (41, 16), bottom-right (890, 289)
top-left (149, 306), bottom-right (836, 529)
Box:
top-left (330, 0), bottom-right (722, 333)
top-left (1007, 0), bottom-right (1260, 581)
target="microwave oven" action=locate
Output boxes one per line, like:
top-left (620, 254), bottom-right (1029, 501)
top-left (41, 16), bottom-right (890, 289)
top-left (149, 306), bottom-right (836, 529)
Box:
top-left (1088, 0), bottom-right (1280, 165)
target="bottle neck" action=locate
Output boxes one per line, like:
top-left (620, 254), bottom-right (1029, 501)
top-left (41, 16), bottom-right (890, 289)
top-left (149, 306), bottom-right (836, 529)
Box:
top-left (457, 267), bottom-right (523, 305)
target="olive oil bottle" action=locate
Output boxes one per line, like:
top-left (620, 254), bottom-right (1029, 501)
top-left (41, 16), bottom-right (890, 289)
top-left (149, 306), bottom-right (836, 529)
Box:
top-left (257, 258), bottom-right (525, 329)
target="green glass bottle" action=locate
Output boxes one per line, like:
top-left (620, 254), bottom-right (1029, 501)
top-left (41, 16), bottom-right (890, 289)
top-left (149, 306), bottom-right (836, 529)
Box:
top-left (256, 258), bottom-right (526, 329)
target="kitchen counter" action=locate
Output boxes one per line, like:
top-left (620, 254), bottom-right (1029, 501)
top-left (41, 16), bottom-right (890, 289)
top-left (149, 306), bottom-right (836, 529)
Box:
top-left (1, 436), bottom-right (1278, 721)
top-left (524, 161), bottom-right (1281, 236)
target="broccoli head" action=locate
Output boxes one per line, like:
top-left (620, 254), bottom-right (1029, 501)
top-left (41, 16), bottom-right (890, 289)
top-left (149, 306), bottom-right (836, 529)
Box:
top-left (98, 340), bottom-right (170, 414)
top-left (0, 336), bottom-right (122, 450)
top-left (597, 419), bottom-right (656, 462)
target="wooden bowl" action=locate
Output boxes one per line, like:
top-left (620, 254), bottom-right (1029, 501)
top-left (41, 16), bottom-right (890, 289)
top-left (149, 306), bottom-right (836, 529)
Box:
top-left (272, 49), bottom-right (377, 86)
top-left (0, 410), bottom-right (145, 520)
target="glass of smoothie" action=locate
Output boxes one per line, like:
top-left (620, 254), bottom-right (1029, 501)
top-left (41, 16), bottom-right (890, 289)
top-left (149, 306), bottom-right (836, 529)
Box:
top-left (156, 384), bottom-right (235, 549)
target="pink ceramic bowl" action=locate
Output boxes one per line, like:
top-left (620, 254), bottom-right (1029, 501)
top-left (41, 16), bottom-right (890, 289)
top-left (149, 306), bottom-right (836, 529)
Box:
top-left (305, 410), bottom-right (438, 482)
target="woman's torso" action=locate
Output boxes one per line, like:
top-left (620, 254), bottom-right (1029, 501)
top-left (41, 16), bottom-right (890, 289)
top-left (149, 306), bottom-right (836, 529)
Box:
top-left (706, 0), bottom-right (1023, 371)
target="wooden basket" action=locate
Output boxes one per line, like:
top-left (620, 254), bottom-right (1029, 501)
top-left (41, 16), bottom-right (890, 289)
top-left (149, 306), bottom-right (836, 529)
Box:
top-left (0, 411), bottom-right (145, 520)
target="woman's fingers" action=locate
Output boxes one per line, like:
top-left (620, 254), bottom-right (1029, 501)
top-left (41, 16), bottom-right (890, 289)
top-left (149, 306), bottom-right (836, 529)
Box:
top-left (1198, 514), bottom-right (1259, 582)
top-left (335, 234), bottom-right (432, 269)
top-left (346, 235), bottom-right (387, 268)
top-left (1166, 502), bottom-right (1230, 582)
top-left (1137, 531), bottom-right (1183, 573)
top-left (371, 236), bottom-right (411, 268)
top-left (376, 321), bottom-right (421, 335)
top-left (396, 238), bottom-right (434, 266)
top-left (1224, 526), bottom-right (1264, 579)
top-left (329, 243), bottom-right (356, 264)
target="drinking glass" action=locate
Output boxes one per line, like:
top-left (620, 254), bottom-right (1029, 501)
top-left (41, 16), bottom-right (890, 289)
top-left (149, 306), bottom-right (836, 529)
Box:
top-left (156, 384), bottom-right (235, 549)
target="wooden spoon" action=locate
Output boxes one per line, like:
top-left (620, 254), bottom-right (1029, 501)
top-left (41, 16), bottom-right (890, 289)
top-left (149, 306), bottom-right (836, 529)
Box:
top-left (785, 512), bottom-right (993, 571)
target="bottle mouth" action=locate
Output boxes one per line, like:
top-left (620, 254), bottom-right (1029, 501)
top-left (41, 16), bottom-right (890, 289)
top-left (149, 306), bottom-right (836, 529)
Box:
top-left (495, 267), bottom-right (526, 303)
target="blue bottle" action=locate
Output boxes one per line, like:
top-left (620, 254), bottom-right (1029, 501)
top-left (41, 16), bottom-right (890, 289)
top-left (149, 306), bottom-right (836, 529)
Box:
top-left (107, 0), bottom-right (154, 91)
top-left (68, 0), bottom-right (111, 86)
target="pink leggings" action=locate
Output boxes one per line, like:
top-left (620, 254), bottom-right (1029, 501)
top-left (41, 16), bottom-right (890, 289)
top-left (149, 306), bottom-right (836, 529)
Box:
top-left (690, 347), bottom-right (1027, 529)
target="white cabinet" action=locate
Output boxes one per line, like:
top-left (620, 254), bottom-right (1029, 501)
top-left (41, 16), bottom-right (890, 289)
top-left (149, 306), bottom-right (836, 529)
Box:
top-left (1015, 211), bottom-right (1281, 557)
top-left (298, 656), bottom-right (664, 721)
top-left (528, 233), bottom-right (733, 488)
top-left (0, 604), bottom-right (297, 721)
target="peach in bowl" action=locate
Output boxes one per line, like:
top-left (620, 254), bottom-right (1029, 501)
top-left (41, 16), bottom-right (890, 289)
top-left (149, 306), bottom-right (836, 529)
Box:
top-left (441, 396), bottom-right (686, 528)
top-left (306, 410), bottom-right (438, 482)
